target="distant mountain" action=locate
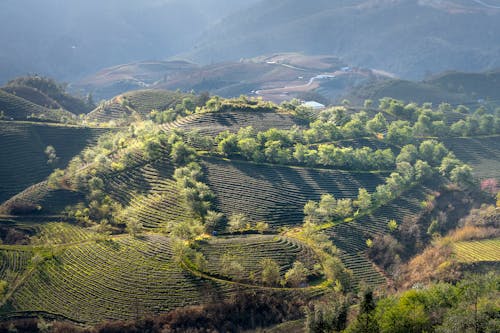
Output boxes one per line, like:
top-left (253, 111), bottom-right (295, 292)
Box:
top-left (342, 70), bottom-right (500, 107)
top-left (72, 54), bottom-right (386, 103)
top-left (186, 0), bottom-right (500, 79)
top-left (0, 0), bottom-right (259, 83)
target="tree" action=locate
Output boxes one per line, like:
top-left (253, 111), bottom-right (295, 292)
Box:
top-left (170, 141), bottom-right (196, 165)
top-left (228, 213), bottom-right (248, 233)
top-left (238, 137), bottom-right (260, 160)
top-left (387, 219), bottom-right (398, 232)
top-left (335, 198), bottom-right (353, 219)
top-left (318, 194), bottom-right (337, 221)
top-left (221, 253), bottom-right (245, 281)
top-left (450, 165), bottom-right (474, 188)
top-left (323, 257), bottom-right (352, 290)
top-left (204, 210), bottom-right (224, 232)
top-left (354, 188), bottom-right (372, 211)
top-left (255, 221), bottom-right (269, 234)
top-left (366, 112), bottom-right (388, 133)
top-left (126, 220), bottom-right (143, 237)
top-left (218, 133), bottom-right (239, 156)
top-left (284, 261), bottom-right (309, 287)
top-left (414, 159), bottom-right (433, 181)
top-left (44, 145), bottom-right (59, 167)
top-left (304, 200), bottom-right (321, 224)
top-left (261, 258), bottom-right (280, 286)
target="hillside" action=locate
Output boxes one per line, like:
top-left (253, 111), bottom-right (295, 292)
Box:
top-left (343, 70), bottom-right (500, 107)
top-left (0, 92), bottom-right (499, 329)
top-left (0, 122), bottom-right (110, 204)
top-left (188, 0), bottom-right (500, 79)
top-left (0, 0), bottom-right (260, 83)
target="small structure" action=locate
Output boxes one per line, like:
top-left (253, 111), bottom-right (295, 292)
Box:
top-left (302, 101), bottom-right (326, 111)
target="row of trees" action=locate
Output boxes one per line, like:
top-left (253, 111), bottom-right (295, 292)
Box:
top-left (214, 126), bottom-right (396, 170)
top-left (303, 140), bottom-right (474, 225)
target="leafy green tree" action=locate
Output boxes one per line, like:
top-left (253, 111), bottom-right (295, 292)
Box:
top-left (304, 200), bottom-right (321, 224)
top-left (170, 141), bottom-right (196, 165)
top-left (387, 219), bottom-right (398, 232)
top-left (318, 194), bottom-right (337, 221)
top-left (414, 160), bottom-right (433, 181)
top-left (354, 188), bottom-right (372, 211)
top-left (228, 213), bottom-right (248, 233)
top-left (126, 220), bottom-right (143, 237)
top-left (335, 198), bottom-right (353, 219)
top-left (375, 292), bottom-right (430, 333)
top-left (386, 121), bottom-right (413, 146)
top-left (261, 258), bottom-right (280, 286)
top-left (284, 261), bottom-right (309, 287)
top-left (218, 133), bottom-right (239, 156)
top-left (322, 257), bottom-right (352, 290)
top-left (221, 253), bottom-right (245, 281)
top-left (366, 112), bottom-right (388, 133)
top-left (44, 145), bottom-right (59, 167)
top-left (450, 165), bottom-right (474, 188)
top-left (396, 144), bottom-right (419, 164)
top-left (238, 137), bottom-right (260, 160)
top-left (255, 221), bottom-right (269, 234)
top-left (204, 210), bottom-right (224, 232)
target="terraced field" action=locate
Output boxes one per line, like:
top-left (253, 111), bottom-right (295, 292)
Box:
top-left (0, 90), bottom-right (74, 122)
top-left (124, 90), bottom-right (190, 117)
top-left (0, 122), bottom-right (110, 203)
top-left (162, 111), bottom-right (305, 136)
top-left (30, 222), bottom-right (99, 246)
top-left (198, 235), bottom-right (319, 281)
top-left (454, 238), bottom-right (500, 263)
top-left (323, 184), bottom-right (435, 286)
top-left (442, 135), bottom-right (500, 180)
top-left (0, 249), bottom-right (31, 287)
top-left (86, 100), bottom-right (133, 123)
top-left (0, 182), bottom-right (85, 216)
top-left (103, 158), bottom-right (190, 228)
top-left (202, 157), bottom-right (387, 228)
top-left (2, 234), bottom-right (249, 323)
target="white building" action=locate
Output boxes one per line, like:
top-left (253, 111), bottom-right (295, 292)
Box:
top-left (302, 101), bottom-right (326, 110)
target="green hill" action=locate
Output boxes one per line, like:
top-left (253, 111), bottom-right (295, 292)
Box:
top-left (0, 93), bottom-right (499, 327)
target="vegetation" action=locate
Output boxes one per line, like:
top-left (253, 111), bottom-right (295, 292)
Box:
top-left (0, 84), bottom-right (499, 330)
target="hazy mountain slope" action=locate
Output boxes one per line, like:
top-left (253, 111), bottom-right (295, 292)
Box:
top-left (343, 70), bottom-right (500, 106)
top-left (0, 0), bottom-right (259, 83)
top-left (188, 0), bottom-right (500, 79)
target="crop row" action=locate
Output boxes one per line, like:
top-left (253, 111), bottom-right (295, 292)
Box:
top-left (0, 249), bottom-right (31, 285)
top-left (31, 222), bottom-right (98, 246)
top-left (201, 158), bottom-right (387, 228)
top-left (0, 122), bottom-right (109, 204)
top-left (102, 159), bottom-right (189, 228)
top-left (124, 90), bottom-right (189, 118)
top-left (198, 235), bottom-right (319, 279)
top-left (0, 90), bottom-right (68, 122)
top-left (86, 101), bottom-right (132, 123)
top-left (7, 235), bottom-right (238, 323)
top-left (454, 238), bottom-right (500, 263)
top-left (442, 135), bottom-right (500, 180)
top-left (164, 111), bottom-right (304, 137)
